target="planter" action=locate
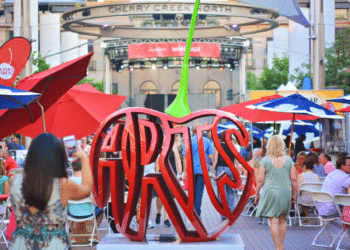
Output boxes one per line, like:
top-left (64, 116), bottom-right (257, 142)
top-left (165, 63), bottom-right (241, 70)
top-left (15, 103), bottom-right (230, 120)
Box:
top-left (141, 22), bottom-right (152, 28)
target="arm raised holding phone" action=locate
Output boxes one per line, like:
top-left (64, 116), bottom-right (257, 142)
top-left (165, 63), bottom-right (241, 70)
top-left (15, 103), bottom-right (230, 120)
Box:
top-left (61, 147), bottom-right (93, 205)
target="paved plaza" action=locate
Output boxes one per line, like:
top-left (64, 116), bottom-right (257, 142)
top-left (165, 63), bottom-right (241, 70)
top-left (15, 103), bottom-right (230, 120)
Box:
top-left (1, 188), bottom-right (349, 250)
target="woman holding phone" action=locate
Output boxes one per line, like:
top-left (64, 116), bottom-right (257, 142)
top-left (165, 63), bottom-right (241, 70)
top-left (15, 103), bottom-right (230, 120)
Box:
top-left (9, 133), bottom-right (93, 250)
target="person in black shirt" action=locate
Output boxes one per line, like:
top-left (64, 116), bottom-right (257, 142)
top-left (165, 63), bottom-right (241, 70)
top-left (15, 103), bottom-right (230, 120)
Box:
top-left (294, 134), bottom-right (307, 159)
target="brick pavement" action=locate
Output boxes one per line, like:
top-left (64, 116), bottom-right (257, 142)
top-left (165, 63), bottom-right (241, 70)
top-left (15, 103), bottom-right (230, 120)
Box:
top-left (1, 189), bottom-right (349, 250)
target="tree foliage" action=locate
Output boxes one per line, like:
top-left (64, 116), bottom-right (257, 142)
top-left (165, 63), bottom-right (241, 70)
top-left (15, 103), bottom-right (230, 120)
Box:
top-left (76, 77), bottom-right (104, 92)
top-left (290, 62), bottom-right (311, 89)
top-left (291, 27), bottom-right (350, 95)
top-left (247, 55), bottom-right (289, 90)
top-left (32, 52), bottom-right (50, 74)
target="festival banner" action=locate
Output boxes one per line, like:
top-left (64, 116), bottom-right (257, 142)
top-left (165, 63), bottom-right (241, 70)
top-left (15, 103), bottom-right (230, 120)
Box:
top-left (0, 37), bottom-right (31, 87)
top-left (128, 43), bottom-right (221, 59)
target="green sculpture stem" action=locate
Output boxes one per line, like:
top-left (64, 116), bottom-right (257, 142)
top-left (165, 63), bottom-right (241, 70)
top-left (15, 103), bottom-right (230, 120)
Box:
top-left (165, 0), bottom-right (200, 118)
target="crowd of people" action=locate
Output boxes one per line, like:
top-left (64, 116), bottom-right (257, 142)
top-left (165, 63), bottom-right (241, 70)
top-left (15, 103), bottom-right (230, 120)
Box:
top-left (1, 127), bottom-right (349, 249)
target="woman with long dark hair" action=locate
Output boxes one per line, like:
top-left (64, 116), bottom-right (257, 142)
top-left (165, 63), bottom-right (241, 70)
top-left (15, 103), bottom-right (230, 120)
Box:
top-left (9, 133), bottom-right (93, 249)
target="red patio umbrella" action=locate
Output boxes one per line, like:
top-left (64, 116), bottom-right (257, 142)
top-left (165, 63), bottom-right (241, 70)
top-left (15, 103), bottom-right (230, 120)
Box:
top-left (219, 94), bottom-right (317, 123)
top-left (16, 83), bottom-right (127, 139)
top-left (0, 52), bottom-right (93, 139)
top-left (337, 106), bottom-right (350, 113)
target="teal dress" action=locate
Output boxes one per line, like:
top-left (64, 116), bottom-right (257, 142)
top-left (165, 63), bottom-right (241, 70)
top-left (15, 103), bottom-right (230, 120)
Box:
top-left (9, 174), bottom-right (70, 250)
top-left (0, 175), bottom-right (9, 194)
top-left (256, 155), bottom-right (294, 218)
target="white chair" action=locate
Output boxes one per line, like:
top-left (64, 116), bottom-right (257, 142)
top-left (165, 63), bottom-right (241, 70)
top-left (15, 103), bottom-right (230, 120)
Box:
top-left (65, 196), bottom-right (99, 247)
top-left (106, 192), bottom-right (129, 234)
top-left (241, 176), bottom-right (257, 217)
top-left (334, 194), bottom-right (350, 250)
top-left (8, 168), bottom-right (23, 177)
top-left (0, 197), bottom-right (11, 247)
top-left (311, 191), bottom-right (343, 248)
top-left (296, 182), bottom-right (322, 227)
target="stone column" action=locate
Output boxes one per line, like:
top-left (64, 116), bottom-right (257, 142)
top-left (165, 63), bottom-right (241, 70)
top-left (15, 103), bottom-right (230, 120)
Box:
top-left (60, 32), bottom-right (79, 64)
top-left (79, 40), bottom-right (88, 56)
top-left (288, 8), bottom-right (310, 83)
top-left (312, 0), bottom-right (325, 90)
top-left (239, 48), bottom-right (247, 102)
top-left (13, 0), bottom-right (21, 37)
top-left (104, 52), bottom-right (112, 94)
top-left (323, 0), bottom-right (335, 48)
top-left (40, 13), bottom-right (61, 67)
top-left (273, 27), bottom-right (289, 59)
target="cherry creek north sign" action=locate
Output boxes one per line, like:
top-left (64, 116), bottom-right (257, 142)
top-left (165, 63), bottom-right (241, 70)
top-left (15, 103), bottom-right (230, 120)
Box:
top-left (62, 2), bottom-right (280, 39)
top-left (108, 3), bottom-right (248, 14)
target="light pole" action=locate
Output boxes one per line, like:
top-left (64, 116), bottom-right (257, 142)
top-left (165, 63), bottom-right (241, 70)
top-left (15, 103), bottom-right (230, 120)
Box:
top-left (312, 0), bottom-right (326, 90)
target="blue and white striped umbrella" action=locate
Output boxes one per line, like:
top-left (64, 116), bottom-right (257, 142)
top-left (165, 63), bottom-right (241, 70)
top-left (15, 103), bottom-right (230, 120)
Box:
top-left (327, 94), bottom-right (350, 104)
top-left (249, 94), bottom-right (343, 119)
top-left (281, 121), bottom-right (319, 137)
top-left (0, 85), bottom-right (40, 110)
top-left (217, 122), bottom-right (263, 139)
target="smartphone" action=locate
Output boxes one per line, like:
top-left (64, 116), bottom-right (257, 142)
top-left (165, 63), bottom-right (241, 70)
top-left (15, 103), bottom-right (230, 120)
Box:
top-left (62, 135), bottom-right (77, 161)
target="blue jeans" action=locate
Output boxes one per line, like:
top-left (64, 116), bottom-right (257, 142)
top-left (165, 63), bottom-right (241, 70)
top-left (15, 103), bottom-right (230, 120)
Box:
top-left (216, 166), bottom-right (235, 219)
top-left (194, 174), bottom-right (205, 216)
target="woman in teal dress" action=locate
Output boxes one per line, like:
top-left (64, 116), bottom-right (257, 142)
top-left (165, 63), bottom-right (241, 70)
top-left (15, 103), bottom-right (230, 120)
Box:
top-left (0, 159), bottom-right (9, 195)
top-left (9, 133), bottom-right (93, 250)
top-left (254, 135), bottom-right (297, 250)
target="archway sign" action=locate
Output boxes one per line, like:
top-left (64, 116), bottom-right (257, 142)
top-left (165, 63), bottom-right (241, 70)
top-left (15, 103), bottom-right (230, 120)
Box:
top-left (90, 0), bottom-right (253, 243)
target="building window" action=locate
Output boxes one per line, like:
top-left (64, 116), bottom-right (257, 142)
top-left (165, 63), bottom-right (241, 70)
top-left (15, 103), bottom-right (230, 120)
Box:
top-left (140, 81), bottom-right (158, 95)
top-left (335, 9), bottom-right (348, 20)
top-left (203, 81), bottom-right (221, 107)
top-left (171, 81), bottom-right (180, 94)
top-left (112, 83), bottom-right (118, 95)
top-left (246, 38), bottom-right (254, 68)
top-left (88, 40), bottom-right (94, 53)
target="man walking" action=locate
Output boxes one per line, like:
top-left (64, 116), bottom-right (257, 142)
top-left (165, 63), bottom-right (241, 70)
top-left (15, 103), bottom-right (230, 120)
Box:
top-left (182, 123), bottom-right (214, 217)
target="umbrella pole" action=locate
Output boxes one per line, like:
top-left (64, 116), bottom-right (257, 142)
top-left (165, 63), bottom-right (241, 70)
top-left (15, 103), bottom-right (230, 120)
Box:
top-left (36, 101), bottom-right (46, 133)
top-left (289, 113), bottom-right (296, 156)
top-left (250, 122), bottom-right (254, 152)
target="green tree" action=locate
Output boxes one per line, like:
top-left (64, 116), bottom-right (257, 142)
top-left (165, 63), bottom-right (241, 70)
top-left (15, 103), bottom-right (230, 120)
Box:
top-left (290, 62), bottom-right (311, 89)
top-left (247, 71), bottom-right (261, 90)
top-left (76, 77), bottom-right (104, 92)
top-left (291, 27), bottom-right (350, 94)
top-left (32, 51), bottom-right (50, 74)
top-left (247, 54), bottom-right (289, 90)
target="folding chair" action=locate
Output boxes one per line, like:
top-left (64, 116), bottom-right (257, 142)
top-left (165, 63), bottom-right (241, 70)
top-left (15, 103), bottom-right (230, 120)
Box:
top-left (334, 194), bottom-right (350, 250)
top-left (241, 176), bottom-right (257, 217)
top-left (0, 197), bottom-right (11, 247)
top-left (65, 196), bottom-right (99, 247)
top-left (311, 191), bottom-right (343, 248)
top-left (296, 182), bottom-right (322, 227)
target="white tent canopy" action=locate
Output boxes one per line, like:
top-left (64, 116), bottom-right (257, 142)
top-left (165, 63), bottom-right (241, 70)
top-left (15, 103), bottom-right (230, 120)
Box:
top-left (237, 0), bottom-right (310, 27)
top-left (277, 82), bottom-right (298, 91)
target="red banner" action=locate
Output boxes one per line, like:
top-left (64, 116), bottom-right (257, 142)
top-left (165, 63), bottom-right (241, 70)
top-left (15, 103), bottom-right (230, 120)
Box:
top-left (128, 43), bottom-right (221, 59)
top-left (0, 37), bottom-right (31, 87)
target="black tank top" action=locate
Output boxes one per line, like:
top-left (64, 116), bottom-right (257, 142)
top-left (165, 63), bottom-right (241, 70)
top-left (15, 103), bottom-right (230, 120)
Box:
top-left (216, 142), bottom-right (235, 167)
top-left (169, 150), bottom-right (177, 174)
